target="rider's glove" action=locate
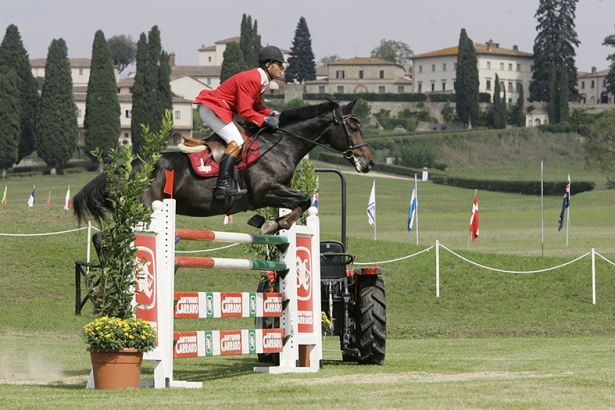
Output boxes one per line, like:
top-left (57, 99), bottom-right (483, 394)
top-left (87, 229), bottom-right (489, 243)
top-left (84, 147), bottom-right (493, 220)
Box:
top-left (270, 111), bottom-right (280, 117)
top-left (264, 115), bottom-right (280, 130)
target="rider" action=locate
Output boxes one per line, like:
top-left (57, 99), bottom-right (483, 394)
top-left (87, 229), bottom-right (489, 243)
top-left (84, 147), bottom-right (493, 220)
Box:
top-left (193, 45), bottom-right (286, 200)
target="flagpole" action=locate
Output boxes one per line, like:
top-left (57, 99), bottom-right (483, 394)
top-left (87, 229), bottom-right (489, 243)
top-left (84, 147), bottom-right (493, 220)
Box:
top-left (541, 161), bottom-right (544, 257)
top-left (416, 174), bottom-right (420, 245)
top-left (373, 181), bottom-right (377, 241)
top-left (566, 174), bottom-right (570, 256)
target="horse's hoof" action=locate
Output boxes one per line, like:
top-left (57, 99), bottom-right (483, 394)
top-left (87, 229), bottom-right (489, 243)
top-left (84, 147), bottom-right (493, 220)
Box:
top-left (261, 220), bottom-right (279, 235)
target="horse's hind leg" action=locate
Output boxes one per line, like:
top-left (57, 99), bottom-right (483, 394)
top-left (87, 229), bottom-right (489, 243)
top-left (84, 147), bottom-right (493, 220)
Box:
top-left (260, 207), bottom-right (302, 235)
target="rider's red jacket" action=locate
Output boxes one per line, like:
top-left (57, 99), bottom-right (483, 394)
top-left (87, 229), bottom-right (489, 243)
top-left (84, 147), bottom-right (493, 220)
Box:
top-left (193, 67), bottom-right (272, 127)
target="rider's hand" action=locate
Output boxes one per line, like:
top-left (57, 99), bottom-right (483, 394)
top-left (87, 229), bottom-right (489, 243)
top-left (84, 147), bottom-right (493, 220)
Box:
top-left (264, 115), bottom-right (280, 130)
top-left (271, 111), bottom-right (280, 117)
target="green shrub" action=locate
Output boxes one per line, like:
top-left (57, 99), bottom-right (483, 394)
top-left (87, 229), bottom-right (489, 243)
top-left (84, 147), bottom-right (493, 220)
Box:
top-left (431, 176), bottom-right (594, 196)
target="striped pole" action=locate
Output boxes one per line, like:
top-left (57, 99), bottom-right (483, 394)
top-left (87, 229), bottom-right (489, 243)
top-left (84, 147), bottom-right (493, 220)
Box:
top-left (175, 228), bottom-right (288, 245)
top-left (174, 256), bottom-right (287, 271)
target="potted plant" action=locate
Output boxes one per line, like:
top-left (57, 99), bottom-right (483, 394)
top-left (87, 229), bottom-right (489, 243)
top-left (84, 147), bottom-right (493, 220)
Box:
top-left (83, 111), bottom-right (172, 389)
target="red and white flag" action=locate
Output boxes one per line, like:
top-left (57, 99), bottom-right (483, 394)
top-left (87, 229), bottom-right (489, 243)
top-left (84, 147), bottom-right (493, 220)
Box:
top-left (64, 186), bottom-right (71, 210)
top-left (469, 190), bottom-right (479, 242)
top-left (46, 190), bottom-right (51, 208)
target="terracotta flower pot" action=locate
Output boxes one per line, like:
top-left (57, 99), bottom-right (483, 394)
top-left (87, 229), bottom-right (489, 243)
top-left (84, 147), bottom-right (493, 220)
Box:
top-left (87, 347), bottom-right (143, 390)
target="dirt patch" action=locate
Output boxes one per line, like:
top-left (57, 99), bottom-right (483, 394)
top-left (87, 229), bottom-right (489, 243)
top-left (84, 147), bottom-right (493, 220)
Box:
top-left (0, 352), bottom-right (74, 386)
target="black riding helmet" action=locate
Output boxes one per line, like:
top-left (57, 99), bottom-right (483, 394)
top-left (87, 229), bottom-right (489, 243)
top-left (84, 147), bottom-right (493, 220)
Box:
top-left (258, 46), bottom-right (285, 65)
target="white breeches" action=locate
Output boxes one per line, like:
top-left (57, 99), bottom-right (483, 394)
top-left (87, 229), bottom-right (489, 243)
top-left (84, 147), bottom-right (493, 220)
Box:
top-left (199, 105), bottom-right (244, 146)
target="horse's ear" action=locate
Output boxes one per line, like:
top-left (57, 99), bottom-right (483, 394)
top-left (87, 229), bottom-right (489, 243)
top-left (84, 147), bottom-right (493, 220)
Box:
top-left (344, 97), bottom-right (359, 114)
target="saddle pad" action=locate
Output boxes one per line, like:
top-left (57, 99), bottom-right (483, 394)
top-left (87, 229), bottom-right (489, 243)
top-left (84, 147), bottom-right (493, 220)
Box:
top-left (187, 138), bottom-right (260, 177)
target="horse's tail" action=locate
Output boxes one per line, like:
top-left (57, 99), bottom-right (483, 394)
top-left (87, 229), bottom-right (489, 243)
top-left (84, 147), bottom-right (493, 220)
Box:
top-left (73, 172), bottom-right (111, 226)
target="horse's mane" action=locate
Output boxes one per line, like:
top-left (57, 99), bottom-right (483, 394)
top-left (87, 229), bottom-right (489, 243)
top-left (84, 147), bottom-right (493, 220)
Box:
top-left (278, 100), bottom-right (338, 128)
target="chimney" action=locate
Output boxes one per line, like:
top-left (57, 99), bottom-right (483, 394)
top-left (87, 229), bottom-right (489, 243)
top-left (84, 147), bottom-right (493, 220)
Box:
top-left (513, 45), bottom-right (518, 51)
top-left (592, 66), bottom-right (597, 73)
top-left (169, 52), bottom-right (176, 67)
top-left (486, 39), bottom-right (493, 50)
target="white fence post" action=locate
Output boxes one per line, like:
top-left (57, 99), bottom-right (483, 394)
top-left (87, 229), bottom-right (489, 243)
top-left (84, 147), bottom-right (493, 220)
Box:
top-left (436, 239), bottom-right (440, 298)
top-left (592, 248), bottom-right (596, 305)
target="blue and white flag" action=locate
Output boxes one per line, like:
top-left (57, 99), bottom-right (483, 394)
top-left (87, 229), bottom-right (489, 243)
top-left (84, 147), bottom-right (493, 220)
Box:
top-left (558, 176), bottom-right (570, 231)
top-left (408, 180), bottom-right (418, 231)
top-left (26, 185), bottom-right (35, 207)
top-left (367, 181), bottom-right (376, 227)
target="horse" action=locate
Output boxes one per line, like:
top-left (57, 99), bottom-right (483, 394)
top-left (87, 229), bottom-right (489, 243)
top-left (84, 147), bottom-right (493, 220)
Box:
top-left (73, 98), bottom-right (373, 234)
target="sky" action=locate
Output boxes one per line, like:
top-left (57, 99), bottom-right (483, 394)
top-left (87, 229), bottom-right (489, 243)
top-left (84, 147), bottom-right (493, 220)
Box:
top-left (2, 0), bottom-right (614, 74)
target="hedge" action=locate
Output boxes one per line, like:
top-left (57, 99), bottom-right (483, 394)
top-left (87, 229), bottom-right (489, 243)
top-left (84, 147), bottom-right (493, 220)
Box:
top-left (431, 176), bottom-right (594, 196)
top-left (303, 92), bottom-right (491, 104)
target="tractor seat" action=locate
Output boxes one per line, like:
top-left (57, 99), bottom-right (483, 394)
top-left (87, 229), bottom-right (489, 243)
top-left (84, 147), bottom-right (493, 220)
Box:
top-left (320, 241), bottom-right (354, 279)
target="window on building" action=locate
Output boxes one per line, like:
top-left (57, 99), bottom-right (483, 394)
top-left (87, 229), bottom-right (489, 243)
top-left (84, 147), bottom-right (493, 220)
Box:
top-left (530, 65), bottom-right (534, 71)
top-left (517, 64), bottom-right (521, 72)
top-left (397, 85), bottom-right (404, 93)
top-left (486, 80), bottom-right (491, 90)
top-left (359, 70), bottom-right (364, 79)
top-left (208, 56), bottom-right (211, 62)
top-left (487, 61), bottom-right (491, 69)
top-left (378, 86), bottom-right (385, 93)
top-left (318, 85), bottom-right (325, 93)
top-left (76, 109), bottom-right (82, 117)
top-left (126, 110), bottom-right (131, 118)
top-left (175, 111), bottom-right (181, 120)
top-left (337, 85), bottom-right (344, 93)
top-left (443, 63), bottom-right (447, 71)
top-left (508, 98), bottom-right (513, 103)
top-left (207, 78), bottom-right (211, 85)
top-left (454, 62), bottom-right (458, 70)
top-left (77, 131), bottom-right (83, 144)
top-left (418, 83), bottom-right (422, 93)
top-left (581, 81), bottom-right (585, 89)
top-left (516, 82), bottom-right (522, 92)
top-left (442, 82), bottom-right (446, 91)
top-left (379, 70), bottom-right (384, 79)
top-left (419, 65), bottom-right (422, 73)
top-left (509, 63), bottom-right (513, 71)
top-left (591, 80), bottom-right (595, 88)
top-left (432, 64), bottom-right (435, 72)
top-left (79, 68), bottom-right (83, 75)
top-left (336, 70), bottom-right (345, 79)
top-left (500, 81), bottom-right (504, 89)
top-left (431, 83), bottom-right (435, 92)
top-left (500, 63), bottom-right (504, 70)
top-left (508, 82), bottom-right (513, 92)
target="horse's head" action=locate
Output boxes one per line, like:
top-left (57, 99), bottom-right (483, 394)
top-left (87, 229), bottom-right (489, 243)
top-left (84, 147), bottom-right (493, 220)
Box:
top-left (328, 98), bottom-right (374, 173)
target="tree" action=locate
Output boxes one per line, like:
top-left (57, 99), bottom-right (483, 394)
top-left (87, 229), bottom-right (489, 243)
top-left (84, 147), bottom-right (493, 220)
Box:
top-left (319, 55), bottom-right (341, 66)
top-left (84, 30), bottom-right (121, 169)
top-left (558, 66), bottom-right (569, 122)
top-left (239, 14), bottom-right (261, 69)
top-left (585, 110), bottom-right (615, 170)
top-left (493, 74), bottom-right (502, 129)
top-left (220, 42), bottom-right (245, 83)
top-left (107, 34), bottom-right (137, 74)
top-left (530, 0), bottom-right (579, 102)
top-left (36, 38), bottom-right (77, 174)
top-left (285, 17), bottom-right (316, 84)
top-left (515, 84), bottom-right (525, 127)
top-left (370, 39), bottom-right (413, 65)
top-left (603, 29), bottom-right (615, 96)
top-left (501, 87), bottom-right (507, 127)
top-left (0, 70), bottom-right (20, 178)
top-left (130, 26), bottom-right (172, 152)
top-left (0, 24), bottom-right (40, 162)
top-left (454, 29), bottom-right (479, 126)
top-left (353, 98), bottom-right (372, 125)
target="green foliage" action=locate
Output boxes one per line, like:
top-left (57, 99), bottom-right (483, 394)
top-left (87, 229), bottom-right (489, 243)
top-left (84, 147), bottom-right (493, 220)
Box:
top-left (353, 98), bottom-right (372, 124)
top-left (220, 42), bottom-right (245, 83)
top-left (370, 39), bottom-right (413, 65)
top-left (304, 92), bottom-right (427, 102)
top-left (398, 141), bottom-right (437, 169)
top-left (454, 28), bottom-right (479, 125)
top-left (585, 110), bottom-right (615, 170)
top-left (284, 98), bottom-right (310, 109)
top-left (285, 16), bottom-right (316, 84)
top-left (441, 103), bottom-right (454, 123)
top-left (240, 14), bottom-right (260, 69)
top-left (432, 175), bottom-right (595, 195)
top-left (0, 24), bottom-right (40, 162)
top-left (515, 83), bottom-right (525, 127)
top-left (0, 70), bottom-right (20, 171)
top-left (493, 74), bottom-right (502, 129)
top-left (36, 38), bottom-right (77, 173)
top-left (192, 107), bottom-right (212, 138)
top-left (106, 34), bottom-right (136, 73)
top-left (83, 316), bottom-right (157, 352)
top-left (374, 109), bottom-right (418, 131)
top-left (604, 32), bottom-right (615, 96)
top-left (89, 111), bottom-right (171, 319)
top-left (318, 54), bottom-right (341, 66)
top-left (84, 30), bottom-right (121, 167)
top-left (530, 0), bottom-right (579, 102)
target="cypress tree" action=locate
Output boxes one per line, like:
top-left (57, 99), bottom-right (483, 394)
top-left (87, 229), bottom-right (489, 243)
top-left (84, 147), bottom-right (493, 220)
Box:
top-left (558, 67), bottom-right (569, 122)
top-left (501, 87), bottom-right (507, 128)
top-left (603, 32), bottom-right (615, 96)
top-left (548, 65), bottom-right (558, 123)
top-left (251, 20), bottom-right (262, 66)
top-left (36, 38), bottom-right (77, 174)
top-left (493, 74), bottom-right (502, 129)
top-left (285, 17), bottom-right (316, 84)
top-left (239, 14), bottom-right (258, 69)
top-left (0, 70), bottom-right (20, 178)
top-left (84, 30), bottom-right (121, 168)
top-left (131, 32), bottom-right (148, 151)
top-left (220, 42), bottom-right (245, 83)
top-left (0, 24), bottom-right (40, 162)
top-left (516, 84), bottom-right (525, 127)
top-left (454, 28), bottom-right (479, 126)
top-left (157, 51), bottom-right (173, 131)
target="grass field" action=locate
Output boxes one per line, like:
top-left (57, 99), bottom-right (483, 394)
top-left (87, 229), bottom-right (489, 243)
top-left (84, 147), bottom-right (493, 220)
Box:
top-left (1, 160), bottom-right (615, 408)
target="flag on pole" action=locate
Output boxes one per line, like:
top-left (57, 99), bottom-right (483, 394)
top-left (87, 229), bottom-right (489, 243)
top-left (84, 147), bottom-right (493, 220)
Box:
top-left (367, 181), bottom-right (376, 227)
top-left (469, 190), bottom-right (479, 242)
top-left (407, 179), bottom-right (418, 231)
top-left (46, 190), bottom-right (51, 208)
top-left (164, 169), bottom-right (175, 198)
top-left (64, 186), bottom-right (71, 210)
top-left (1, 185), bottom-right (6, 204)
top-left (26, 186), bottom-right (35, 207)
top-left (558, 176), bottom-right (571, 231)
top-left (312, 192), bottom-right (319, 209)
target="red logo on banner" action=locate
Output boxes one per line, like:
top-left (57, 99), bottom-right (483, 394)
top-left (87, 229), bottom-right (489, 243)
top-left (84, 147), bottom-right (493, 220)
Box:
top-left (135, 234), bottom-right (158, 331)
top-left (262, 328), bottom-right (284, 353)
top-left (219, 330), bottom-right (243, 355)
top-left (262, 293), bottom-right (283, 317)
top-left (174, 292), bottom-right (199, 319)
top-left (296, 236), bottom-right (313, 333)
top-left (220, 292), bottom-right (243, 317)
top-left (174, 331), bottom-right (199, 358)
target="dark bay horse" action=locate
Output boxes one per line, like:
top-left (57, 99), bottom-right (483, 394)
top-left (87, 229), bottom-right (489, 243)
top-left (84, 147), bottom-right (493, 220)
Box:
top-left (74, 98), bottom-right (373, 233)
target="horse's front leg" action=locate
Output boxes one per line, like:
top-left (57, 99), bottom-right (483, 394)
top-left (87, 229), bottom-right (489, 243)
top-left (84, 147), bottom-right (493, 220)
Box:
top-left (255, 185), bottom-right (312, 234)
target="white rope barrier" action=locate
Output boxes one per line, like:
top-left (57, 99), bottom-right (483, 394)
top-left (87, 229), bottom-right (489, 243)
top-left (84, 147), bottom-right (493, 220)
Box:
top-left (596, 252), bottom-right (615, 268)
top-left (0, 226), bottom-right (96, 236)
top-left (353, 246), bottom-right (435, 265)
top-left (175, 243), bottom-right (241, 253)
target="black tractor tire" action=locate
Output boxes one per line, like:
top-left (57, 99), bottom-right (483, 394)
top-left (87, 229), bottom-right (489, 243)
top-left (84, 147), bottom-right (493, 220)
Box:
top-left (255, 278), bottom-right (280, 365)
top-left (355, 275), bottom-right (386, 365)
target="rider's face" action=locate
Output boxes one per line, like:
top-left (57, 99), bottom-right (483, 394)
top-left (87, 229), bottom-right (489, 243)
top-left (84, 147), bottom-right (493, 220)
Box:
top-left (267, 61), bottom-right (285, 80)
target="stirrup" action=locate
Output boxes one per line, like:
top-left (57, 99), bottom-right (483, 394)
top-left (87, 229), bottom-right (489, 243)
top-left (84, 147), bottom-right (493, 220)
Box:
top-left (214, 185), bottom-right (246, 200)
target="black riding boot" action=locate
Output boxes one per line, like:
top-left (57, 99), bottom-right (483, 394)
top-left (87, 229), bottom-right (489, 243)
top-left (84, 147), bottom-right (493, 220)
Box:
top-left (214, 154), bottom-right (245, 199)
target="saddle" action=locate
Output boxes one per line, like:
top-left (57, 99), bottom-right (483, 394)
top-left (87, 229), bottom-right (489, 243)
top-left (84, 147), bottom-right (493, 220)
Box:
top-left (178, 130), bottom-right (260, 178)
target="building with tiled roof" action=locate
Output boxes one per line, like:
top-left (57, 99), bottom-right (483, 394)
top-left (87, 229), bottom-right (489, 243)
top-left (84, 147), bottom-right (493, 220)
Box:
top-left (31, 58), bottom-right (119, 88)
top-left (304, 56), bottom-right (411, 94)
top-left (411, 40), bottom-right (534, 103)
top-left (577, 67), bottom-right (613, 104)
